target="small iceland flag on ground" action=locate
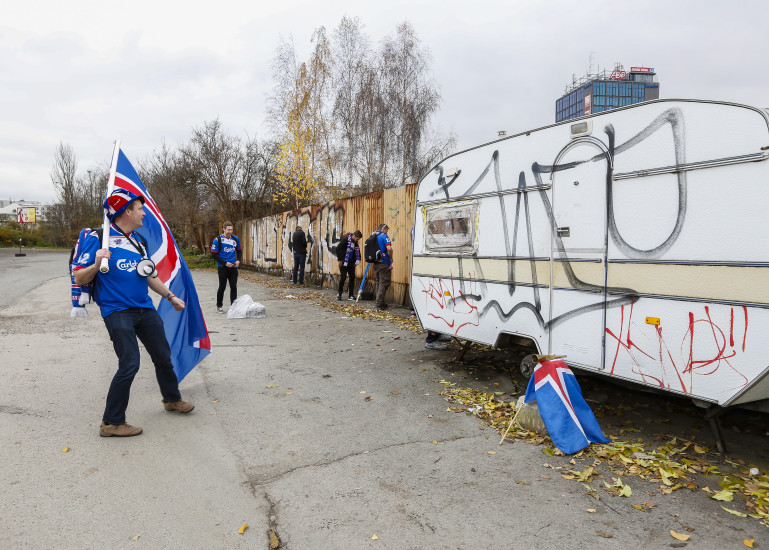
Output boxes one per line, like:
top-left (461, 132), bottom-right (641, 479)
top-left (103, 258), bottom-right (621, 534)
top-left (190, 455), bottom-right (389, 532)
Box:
top-left (524, 359), bottom-right (609, 454)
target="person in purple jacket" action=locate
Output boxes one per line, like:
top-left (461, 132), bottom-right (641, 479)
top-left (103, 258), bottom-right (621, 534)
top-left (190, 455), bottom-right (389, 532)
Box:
top-left (336, 230), bottom-right (363, 300)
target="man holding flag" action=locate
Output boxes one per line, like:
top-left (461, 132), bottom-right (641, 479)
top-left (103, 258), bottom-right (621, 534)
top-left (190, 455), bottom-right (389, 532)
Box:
top-left (73, 144), bottom-right (210, 437)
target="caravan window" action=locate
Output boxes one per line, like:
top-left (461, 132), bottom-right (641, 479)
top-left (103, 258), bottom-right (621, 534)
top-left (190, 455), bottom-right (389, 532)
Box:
top-left (423, 200), bottom-right (478, 254)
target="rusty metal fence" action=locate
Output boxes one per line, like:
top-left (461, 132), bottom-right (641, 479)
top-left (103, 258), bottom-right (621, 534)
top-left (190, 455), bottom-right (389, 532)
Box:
top-left (233, 184), bottom-right (417, 306)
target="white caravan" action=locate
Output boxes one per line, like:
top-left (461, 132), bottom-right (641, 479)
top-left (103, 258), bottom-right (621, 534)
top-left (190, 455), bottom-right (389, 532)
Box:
top-left (410, 99), bottom-right (769, 413)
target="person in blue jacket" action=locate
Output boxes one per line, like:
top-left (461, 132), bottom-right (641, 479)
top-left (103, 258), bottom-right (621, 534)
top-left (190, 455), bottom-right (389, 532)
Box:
top-left (374, 223), bottom-right (393, 309)
top-left (73, 189), bottom-right (194, 437)
top-left (211, 221), bottom-right (242, 313)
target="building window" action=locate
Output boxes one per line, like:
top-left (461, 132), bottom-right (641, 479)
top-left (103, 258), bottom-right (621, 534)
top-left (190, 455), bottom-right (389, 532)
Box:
top-left (620, 97), bottom-right (633, 106)
top-left (620, 83), bottom-right (631, 97)
top-left (423, 200), bottom-right (479, 254)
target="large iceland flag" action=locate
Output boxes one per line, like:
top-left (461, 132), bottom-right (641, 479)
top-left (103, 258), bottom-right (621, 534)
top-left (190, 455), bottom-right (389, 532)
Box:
top-left (113, 149), bottom-right (211, 381)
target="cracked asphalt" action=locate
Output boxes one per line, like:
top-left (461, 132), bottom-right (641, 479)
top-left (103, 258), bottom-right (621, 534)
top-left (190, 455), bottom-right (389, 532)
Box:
top-left (0, 249), bottom-right (766, 549)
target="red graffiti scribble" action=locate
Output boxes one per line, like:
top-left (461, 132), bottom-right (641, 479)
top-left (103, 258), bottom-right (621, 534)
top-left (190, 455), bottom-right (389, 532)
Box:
top-left (418, 275), bottom-right (480, 335)
top-left (427, 313), bottom-right (455, 329)
top-left (605, 300), bottom-right (663, 386)
top-left (681, 307), bottom-right (748, 393)
top-left (729, 308), bottom-right (734, 348)
top-left (743, 306), bottom-right (748, 352)
top-left (688, 311), bottom-right (694, 376)
top-left (607, 304), bottom-right (750, 397)
top-left (685, 306), bottom-right (736, 376)
top-left (657, 325), bottom-right (688, 393)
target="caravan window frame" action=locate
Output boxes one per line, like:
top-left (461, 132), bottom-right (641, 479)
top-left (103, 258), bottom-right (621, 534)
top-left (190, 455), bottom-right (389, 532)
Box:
top-left (422, 199), bottom-right (479, 255)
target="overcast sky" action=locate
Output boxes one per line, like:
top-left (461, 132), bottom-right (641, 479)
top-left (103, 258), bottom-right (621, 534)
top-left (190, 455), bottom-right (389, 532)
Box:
top-left (2, 0), bottom-right (766, 203)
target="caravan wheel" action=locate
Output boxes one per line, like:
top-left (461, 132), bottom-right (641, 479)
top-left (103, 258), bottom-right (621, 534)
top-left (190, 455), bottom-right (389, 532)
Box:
top-left (520, 354), bottom-right (536, 379)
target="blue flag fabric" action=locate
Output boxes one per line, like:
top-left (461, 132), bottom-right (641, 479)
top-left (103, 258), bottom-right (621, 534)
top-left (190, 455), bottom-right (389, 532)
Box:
top-left (524, 360), bottom-right (610, 454)
top-left (111, 149), bottom-right (211, 381)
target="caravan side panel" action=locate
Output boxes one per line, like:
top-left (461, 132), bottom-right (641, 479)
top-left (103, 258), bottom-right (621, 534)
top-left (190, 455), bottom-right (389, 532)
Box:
top-left (410, 99), bottom-right (769, 406)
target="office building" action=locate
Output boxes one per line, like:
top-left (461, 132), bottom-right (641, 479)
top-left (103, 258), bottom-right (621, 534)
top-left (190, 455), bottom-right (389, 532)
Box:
top-left (555, 64), bottom-right (659, 123)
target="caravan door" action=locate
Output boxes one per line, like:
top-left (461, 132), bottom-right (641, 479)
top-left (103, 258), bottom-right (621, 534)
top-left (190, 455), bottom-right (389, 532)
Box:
top-left (548, 137), bottom-right (611, 370)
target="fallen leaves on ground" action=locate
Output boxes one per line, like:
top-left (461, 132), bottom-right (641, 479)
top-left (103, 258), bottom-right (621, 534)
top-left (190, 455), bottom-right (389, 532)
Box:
top-left (438, 379), bottom-right (768, 527)
top-left (242, 271), bottom-right (426, 334)
top-left (241, 272), bottom-right (295, 289)
top-left (670, 530), bottom-right (690, 541)
top-left (710, 489), bottom-right (734, 502)
top-left (714, 471), bottom-right (769, 524)
top-left (605, 477), bottom-right (632, 497)
top-left (245, 272), bottom-right (768, 528)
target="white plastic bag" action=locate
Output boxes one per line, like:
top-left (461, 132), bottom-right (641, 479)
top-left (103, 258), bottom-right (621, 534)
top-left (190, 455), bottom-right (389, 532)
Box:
top-left (227, 294), bottom-right (266, 319)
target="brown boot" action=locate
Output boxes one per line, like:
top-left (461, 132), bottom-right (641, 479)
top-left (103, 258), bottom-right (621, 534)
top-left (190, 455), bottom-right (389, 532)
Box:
top-left (99, 422), bottom-right (143, 437)
top-left (163, 399), bottom-right (194, 413)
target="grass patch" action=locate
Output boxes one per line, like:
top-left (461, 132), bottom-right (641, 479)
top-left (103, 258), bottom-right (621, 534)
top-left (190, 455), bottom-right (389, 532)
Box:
top-left (182, 249), bottom-right (216, 269)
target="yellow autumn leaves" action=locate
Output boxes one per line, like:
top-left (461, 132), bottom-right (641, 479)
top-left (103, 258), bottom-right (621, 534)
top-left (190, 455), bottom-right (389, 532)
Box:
top-left (272, 115), bottom-right (321, 210)
top-left (440, 379), bottom-right (768, 529)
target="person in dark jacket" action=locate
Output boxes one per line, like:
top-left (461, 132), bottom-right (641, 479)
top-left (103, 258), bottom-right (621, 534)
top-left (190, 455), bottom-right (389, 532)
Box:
top-left (336, 230), bottom-right (363, 300)
top-left (292, 225), bottom-right (311, 284)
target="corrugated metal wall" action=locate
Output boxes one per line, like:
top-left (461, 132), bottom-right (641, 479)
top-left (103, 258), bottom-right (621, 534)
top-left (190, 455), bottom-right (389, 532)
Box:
top-left (234, 184), bottom-right (417, 306)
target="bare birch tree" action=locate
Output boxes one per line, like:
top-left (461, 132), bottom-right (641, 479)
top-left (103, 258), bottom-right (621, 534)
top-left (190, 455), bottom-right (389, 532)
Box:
top-left (50, 141), bottom-right (78, 230)
top-left (379, 22), bottom-right (455, 187)
top-left (332, 16), bottom-right (371, 191)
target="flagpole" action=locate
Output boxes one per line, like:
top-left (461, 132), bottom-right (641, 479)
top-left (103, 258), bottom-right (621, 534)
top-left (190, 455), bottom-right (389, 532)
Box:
top-left (499, 396), bottom-right (525, 445)
top-left (99, 140), bottom-right (121, 273)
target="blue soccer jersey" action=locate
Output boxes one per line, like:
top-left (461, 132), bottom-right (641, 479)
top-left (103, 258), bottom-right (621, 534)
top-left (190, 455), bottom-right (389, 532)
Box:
top-left (73, 225), bottom-right (154, 317)
top-left (212, 234), bottom-right (241, 265)
top-left (377, 232), bottom-right (392, 265)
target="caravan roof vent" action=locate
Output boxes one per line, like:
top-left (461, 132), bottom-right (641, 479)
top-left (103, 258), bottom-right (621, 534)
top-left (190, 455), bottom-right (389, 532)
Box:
top-left (444, 167), bottom-right (461, 178)
top-left (570, 120), bottom-right (592, 139)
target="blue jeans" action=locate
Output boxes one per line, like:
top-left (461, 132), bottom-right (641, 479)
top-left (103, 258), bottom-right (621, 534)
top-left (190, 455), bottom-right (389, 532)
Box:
top-left (292, 253), bottom-right (306, 284)
top-left (102, 308), bottom-right (181, 425)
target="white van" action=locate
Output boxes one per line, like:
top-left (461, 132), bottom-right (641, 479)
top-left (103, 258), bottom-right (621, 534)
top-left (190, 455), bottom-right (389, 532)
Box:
top-left (410, 99), bottom-right (769, 414)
